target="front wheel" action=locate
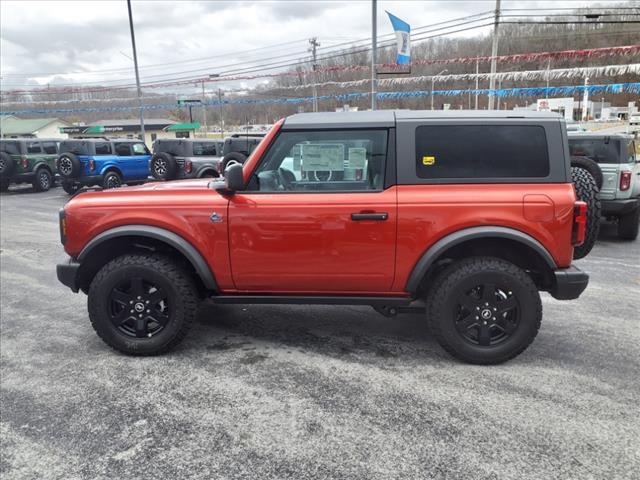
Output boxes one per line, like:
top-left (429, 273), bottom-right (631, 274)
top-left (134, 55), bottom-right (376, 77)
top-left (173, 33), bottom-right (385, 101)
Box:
top-left (618, 207), bottom-right (640, 240)
top-left (88, 254), bottom-right (199, 355)
top-left (426, 257), bottom-right (542, 365)
top-left (32, 168), bottom-right (52, 192)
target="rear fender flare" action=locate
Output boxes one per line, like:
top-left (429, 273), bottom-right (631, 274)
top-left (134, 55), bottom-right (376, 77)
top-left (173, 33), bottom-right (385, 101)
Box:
top-left (405, 226), bottom-right (557, 294)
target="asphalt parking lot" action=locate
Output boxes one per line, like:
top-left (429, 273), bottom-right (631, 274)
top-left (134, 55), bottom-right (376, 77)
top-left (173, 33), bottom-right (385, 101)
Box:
top-left (1, 184), bottom-right (639, 480)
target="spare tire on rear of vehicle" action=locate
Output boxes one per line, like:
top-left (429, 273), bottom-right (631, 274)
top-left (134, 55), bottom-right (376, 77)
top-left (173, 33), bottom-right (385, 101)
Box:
top-left (221, 152), bottom-right (247, 174)
top-left (150, 152), bottom-right (178, 180)
top-left (571, 155), bottom-right (603, 191)
top-left (0, 151), bottom-right (16, 177)
top-left (571, 166), bottom-right (601, 260)
top-left (57, 152), bottom-right (82, 178)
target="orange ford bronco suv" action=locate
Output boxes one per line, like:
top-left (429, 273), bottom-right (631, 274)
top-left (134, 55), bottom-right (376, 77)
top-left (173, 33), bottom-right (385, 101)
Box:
top-left (57, 110), bottom-right (589, 364)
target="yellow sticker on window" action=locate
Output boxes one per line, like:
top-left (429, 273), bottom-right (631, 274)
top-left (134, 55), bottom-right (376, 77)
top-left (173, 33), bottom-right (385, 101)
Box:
top-left (422, 156), bottom-right (435, 165)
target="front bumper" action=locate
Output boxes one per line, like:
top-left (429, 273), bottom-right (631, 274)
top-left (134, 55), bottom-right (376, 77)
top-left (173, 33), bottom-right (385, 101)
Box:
top-left (601, 198), bottom-right (639, 216)
top-left (56, 258), bottom-right (81, 293)
top-left (549, 265), bottom-right (589, 300)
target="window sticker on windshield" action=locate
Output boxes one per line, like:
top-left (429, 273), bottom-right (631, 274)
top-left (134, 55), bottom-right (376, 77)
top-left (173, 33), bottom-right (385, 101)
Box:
top-left (348, 147), bottom-right (367, 168)
top-left (422, 155), bottom-right (436, 166)
top-left (301, 144), bottom-right (344, 171)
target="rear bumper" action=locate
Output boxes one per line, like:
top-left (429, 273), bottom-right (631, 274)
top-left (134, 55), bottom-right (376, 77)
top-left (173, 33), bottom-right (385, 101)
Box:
top-left (61, 175), bottom-right (104, 186)
top-left (56, 258), bottom-right (81, 293)
top-left (601, 198), bottom-right (639, 216)
top-left (549, 265), bottom-right (589, 300)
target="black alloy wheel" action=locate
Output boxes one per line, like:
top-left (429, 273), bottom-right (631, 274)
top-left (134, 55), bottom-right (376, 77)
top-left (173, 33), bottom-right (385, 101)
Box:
top-left (103, 171), bottom-right (122, 189)
top-left (453, 283), bottom-right (520, 347)
top-left (108, 276), bottom-right (170, 338)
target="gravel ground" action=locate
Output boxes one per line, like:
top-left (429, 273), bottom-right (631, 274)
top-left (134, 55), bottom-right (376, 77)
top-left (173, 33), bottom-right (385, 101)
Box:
top-left (1, 185), bottom-right (639, 480)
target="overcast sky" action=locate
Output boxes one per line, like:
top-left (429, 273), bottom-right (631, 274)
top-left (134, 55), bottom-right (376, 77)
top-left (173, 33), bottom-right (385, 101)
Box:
top-left (0, 0), bottom-right (627, 94)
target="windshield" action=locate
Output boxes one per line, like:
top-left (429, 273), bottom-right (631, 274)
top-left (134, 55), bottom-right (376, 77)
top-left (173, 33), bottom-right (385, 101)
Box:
top-left (0, 141), bottom-right (21, 155)
top-left (568, 138), bottom-right (622, 164)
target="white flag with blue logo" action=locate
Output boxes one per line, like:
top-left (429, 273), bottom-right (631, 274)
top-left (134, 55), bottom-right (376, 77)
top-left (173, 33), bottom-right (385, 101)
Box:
top-left (386, 11), bottom-right (410, 65)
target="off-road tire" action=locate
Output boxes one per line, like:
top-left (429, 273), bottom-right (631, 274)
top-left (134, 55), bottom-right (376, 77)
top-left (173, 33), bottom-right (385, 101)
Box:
top-left (0, 151), bottom-right (15, 177)
top-left (32, 167), bottom-right (52, 192)
top-left (426, 257), bottom-right (542, 365)
top-left (150, 152), bottom-right (178, 180)
top-left (61, 181), bottom-right (80, 195)
top-left (88, 253), bottom-right (198, 356)
top-left (571, 155), bottom-right (603, 191)
top-left (102, 170), bottom-right (123, 189)
top-left (618, 206), bottom-right (640, 240)
top-left (57, 152), bottom-right (82, 178)
top-left (571, 166), bottom-right (601, 259)
top-left (221, 152), bottom-right (247, 173)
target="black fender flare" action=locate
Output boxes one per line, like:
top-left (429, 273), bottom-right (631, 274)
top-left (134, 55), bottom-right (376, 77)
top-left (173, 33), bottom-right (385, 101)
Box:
top-left (78, 225), bottom-right (218, 290)
top-left (32, 162), bottom-right (53, 174)
top-left (405, 226), bottom-right (557, 294)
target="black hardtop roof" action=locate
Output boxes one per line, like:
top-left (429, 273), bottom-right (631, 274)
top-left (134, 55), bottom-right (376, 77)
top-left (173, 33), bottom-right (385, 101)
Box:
top-left (283, 109), bottom-right (561, 129)
top-left (60, 138), bottom-right (144, 143)
top-left (154, 138), bottom-right (222, 143)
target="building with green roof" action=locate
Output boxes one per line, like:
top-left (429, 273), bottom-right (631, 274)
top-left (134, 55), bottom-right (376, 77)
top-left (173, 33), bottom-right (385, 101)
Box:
top-left (0, 116), bottom-right (70, 139)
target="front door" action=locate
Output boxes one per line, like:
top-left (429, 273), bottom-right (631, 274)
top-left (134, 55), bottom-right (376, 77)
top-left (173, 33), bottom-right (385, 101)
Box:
top-left (228, 128), bottom-right (396, 293)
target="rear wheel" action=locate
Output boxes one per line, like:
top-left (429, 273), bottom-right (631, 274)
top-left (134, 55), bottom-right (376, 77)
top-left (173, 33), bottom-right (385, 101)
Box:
top-left (103, 171), bottom-right (122, 189)
top-left (618, 207), bottom-right (640, 240)
top-left (221, 152), bottom-right (247, 173)
top-left (426, 257), bottom-right (541, 365)
top-left (571, 166), bottom-right (600, 260)
top-left (0, 178), bottom-right (9, 192)
top-left (88, 254), bottom-right (198, 355)
top-left (32, 168), bottom-right (52, 192)
top-left (61, 181), bottom-right (80, 195)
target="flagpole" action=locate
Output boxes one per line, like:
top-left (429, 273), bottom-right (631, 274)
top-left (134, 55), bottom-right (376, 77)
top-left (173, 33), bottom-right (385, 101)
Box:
top-left (371, 0), bottom-right (377, 111)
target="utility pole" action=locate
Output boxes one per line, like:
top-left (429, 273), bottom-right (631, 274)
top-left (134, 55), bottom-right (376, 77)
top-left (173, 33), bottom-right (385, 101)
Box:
top-left (487, 0), bottom-right (501, 110)
top-left (474, 57), bottom-right (479, 110)
top-left (201, 81), bottom-right (208, 137)
top-left (582, 77), bottom-right (590, 122)
top-left (431, 69), bottom-right (448, 110)
top-left (309, 38), bottom-right (320, 112)
top-left (371, 0), bottom-right (377, 110)
top-left (126, 0), bottom-right (145, 143)
top-left (217, 88), bottom-right (224, 138)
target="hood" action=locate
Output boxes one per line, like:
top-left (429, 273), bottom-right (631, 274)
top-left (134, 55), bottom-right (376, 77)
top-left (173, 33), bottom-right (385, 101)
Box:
top-left (66, 178), bottom-right (226, 210)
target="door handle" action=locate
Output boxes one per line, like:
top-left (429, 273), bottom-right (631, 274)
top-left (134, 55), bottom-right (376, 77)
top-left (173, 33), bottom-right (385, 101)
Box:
top-left (351, 212), bottom-right (388, 221)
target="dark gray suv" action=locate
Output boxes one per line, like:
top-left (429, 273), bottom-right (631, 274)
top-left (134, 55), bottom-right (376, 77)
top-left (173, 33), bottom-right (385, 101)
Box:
top-left (150, 139), bottom-right (224, 180)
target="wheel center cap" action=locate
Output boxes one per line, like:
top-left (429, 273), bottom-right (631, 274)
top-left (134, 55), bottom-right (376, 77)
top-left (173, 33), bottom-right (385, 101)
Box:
top-left (134, 302), bottom-right (145, 313)
top-left (481, 308), bottom-right (492, 320)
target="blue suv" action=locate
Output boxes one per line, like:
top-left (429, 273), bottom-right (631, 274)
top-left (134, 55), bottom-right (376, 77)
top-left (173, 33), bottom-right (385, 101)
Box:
top-left (57, 138), bottom-right (151, 194)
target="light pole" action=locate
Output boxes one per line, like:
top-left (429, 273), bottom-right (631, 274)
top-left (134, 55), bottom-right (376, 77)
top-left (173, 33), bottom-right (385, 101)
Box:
top-left (217, 88), bottom-right (224, 138)
top-left (371, 0), bottom-right (378, 110)
top-left (126, 0), bottom-right (145, 143)
top-left (431, 69), bottom-right (448, 110)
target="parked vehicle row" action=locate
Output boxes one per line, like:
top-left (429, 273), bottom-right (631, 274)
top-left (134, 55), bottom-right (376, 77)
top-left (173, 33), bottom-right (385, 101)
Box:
top-left (0, 134), bottom-right (264, 194)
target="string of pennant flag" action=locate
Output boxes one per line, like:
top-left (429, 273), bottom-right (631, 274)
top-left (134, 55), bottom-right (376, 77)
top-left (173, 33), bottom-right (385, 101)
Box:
top-left (3, 44), bottom-right (639, 97)
top-left (261, 63), bottom-right (640, 91)
top-left (2, 82), bottom-right (639, 116)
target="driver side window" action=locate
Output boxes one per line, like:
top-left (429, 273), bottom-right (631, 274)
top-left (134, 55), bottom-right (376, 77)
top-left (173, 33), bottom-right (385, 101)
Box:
top-left (249, 129), bottom-right (388, 192)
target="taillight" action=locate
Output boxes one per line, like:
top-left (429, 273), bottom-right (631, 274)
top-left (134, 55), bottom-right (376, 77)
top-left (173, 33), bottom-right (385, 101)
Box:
top-left (21, 156), bottom-right (29, 168)
top-left (620, 171), bottom-right (631, 191)
top-left (184, 160), bottom-right (193, 174)
top-left (89, 160), bottom-right (96, 171)
top-left (572, 201), bottom-right (587, 246)
top-left (59, 208), bottom-right (67, 245)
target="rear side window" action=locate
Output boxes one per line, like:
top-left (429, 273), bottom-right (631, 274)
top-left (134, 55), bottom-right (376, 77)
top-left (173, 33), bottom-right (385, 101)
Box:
top-left (416, 125), bottom-right (549, 179)
top-left (27, 142), bottom-right (42, 154)
top-left (95, 142), bottom-right (112, 155)
top-left (59, 141), bottom-right (90, 155)
top-left (569, 138), bottom-right (620, 164)
top-left (114, 143), bottom-right (131, 156)
top-left (42, 141), bottom-right (58, 154)
top-left (193, 142), bottom-right (218, 156)
top-left (0, 141), bottom-right (21, 154)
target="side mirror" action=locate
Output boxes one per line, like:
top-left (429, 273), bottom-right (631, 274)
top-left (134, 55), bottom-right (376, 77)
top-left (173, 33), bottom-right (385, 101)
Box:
top-left (216, 163), bottom-right (244, 194)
